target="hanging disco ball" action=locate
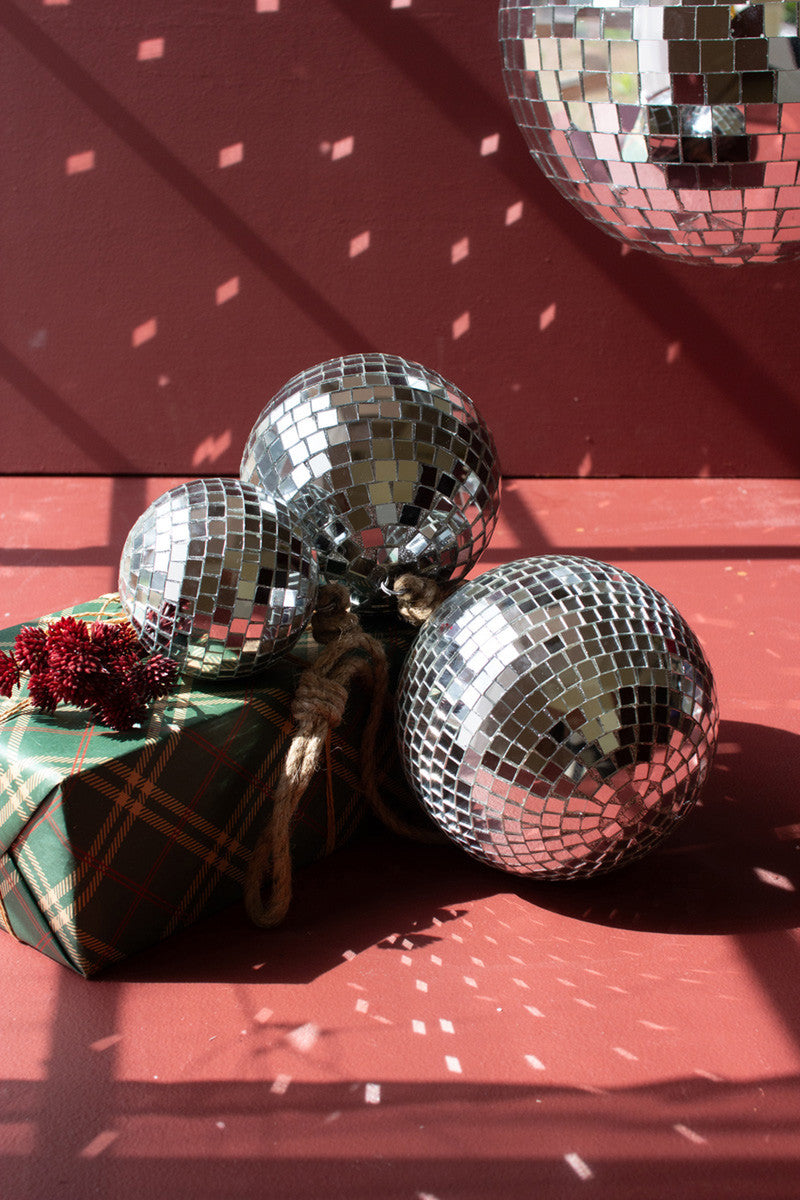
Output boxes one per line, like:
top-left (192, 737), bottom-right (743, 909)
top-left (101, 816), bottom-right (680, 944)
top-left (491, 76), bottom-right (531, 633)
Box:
top-left (499, 0), bottom-right (800, 263)
top-left (119, 478), bottom-right (318, 678)
top-left (240, 353), bottom-right (501, 606)
top-left (397, 556), bottom-right (719, 879)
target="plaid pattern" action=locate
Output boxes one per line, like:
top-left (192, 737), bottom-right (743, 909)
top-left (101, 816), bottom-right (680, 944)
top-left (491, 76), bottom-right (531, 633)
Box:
top-left (0, 598), bottom-right (415, 977)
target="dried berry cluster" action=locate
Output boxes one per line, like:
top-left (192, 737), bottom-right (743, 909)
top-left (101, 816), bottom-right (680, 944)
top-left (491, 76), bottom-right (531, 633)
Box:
top-left (0, 616), bottom-right (178, 731)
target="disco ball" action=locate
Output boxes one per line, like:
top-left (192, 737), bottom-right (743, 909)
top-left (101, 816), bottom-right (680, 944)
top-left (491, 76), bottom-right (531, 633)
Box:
top-left (119, 478), bottom-right (318, 678)
top-left (240, 353), bottom-right (501, 606)
top-left (499, 0), bottom-right (800, 263)
top-left (397, 556), bottom-right (719, 878)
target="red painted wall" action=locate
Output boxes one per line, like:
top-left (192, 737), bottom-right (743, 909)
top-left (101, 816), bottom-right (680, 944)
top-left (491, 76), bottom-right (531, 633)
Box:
top-left (2, 0), bottom-right (799, 478)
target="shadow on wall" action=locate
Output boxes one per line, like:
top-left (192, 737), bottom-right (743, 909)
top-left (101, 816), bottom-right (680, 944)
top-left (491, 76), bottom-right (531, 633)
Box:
top-left (1, 0), bottom-right (799, 478)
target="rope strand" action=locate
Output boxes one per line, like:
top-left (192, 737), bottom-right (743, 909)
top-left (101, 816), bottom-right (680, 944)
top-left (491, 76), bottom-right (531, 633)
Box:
top-left (244, 585), bottom-right (439, 928)
top-left (392, 573), bottom-right (448, 625)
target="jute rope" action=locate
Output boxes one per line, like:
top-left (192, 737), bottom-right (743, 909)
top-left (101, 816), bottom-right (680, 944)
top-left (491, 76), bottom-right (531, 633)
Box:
top-left (392, 573), bottom-right (449, 626)
top-left (244, 581), bottom-right (442, 928)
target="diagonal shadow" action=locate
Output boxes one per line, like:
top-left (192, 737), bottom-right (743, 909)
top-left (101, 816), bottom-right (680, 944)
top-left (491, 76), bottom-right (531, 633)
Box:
top-left (0, 342), bottom-right (136, 473)
top-left (331, 0), bottom-right (800, 472)
top-left (1, 1), bottom-right (372, 355)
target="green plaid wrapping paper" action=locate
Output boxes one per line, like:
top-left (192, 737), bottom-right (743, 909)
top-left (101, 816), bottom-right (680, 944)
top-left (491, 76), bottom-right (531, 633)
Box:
top-left (0, 597), bottom-right (416, 977)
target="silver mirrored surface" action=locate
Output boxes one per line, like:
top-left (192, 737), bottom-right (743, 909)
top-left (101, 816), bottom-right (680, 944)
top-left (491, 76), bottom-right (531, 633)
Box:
top-left (500, 0), bottom-right (800, 262)
top-left (240, 353), bottom-right (501, 606)
top-left (397, 556), bottom-right (719, 878)
top-left (119, 478), bottom-right (318, 678)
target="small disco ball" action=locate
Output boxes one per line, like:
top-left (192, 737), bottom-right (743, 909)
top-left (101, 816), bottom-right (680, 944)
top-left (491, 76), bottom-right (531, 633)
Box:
top-left (240, 353), bottom-right (501, 606)
top-left (397, 555), bottom-right (719, 879)
top-left (119, 477), bottom-right (318, 679)
top-left (499, 0), bottom-right (800, 263)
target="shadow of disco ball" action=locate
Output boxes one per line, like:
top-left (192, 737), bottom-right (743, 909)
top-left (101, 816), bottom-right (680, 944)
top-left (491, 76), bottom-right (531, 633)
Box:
top-left (240, 354), bottom-right (501, 606)
top-left (499, 0), bottom-right (800, 263)
top-left (119, 477), bottom-right (318, 678)
top-left (397, 555), bottom-right (719, 879)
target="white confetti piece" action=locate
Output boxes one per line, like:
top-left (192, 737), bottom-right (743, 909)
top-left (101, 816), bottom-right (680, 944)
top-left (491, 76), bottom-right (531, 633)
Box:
top-left (565, 1152), bottom-right (594, 1181)
top-left (355, 998), bottom-right (369, 1014)
top-left (445, 1055), bottom-right (462, 1074)
top-left (270, 1074), bottom-right (291, 1095)
top-left (90, 1035), bottom-right (122, 1053)
top-left (525, 1054), bottom-right (546, 1071)
top-left (439, 1019), bottom-right (454, 1034)
top-left (254, 1007), bottom-right (273, 1025)
top-left (754, 867), bottom-right (795, 892)
top-left (613, 1046), bottom-right (638, 1061)
top-left (674, 1124), bottom-right (707, 1145)
top-left (79, 1131), bottom-right (118, 1158)
top-left (525, 1005), bottom-right (545, 1017)
top-left (287, 1023), bottom-right (319, 1052)
top-left (365, 1083), bottom-right (381, 1104)
top-left (416, 979), bottom-right (428, 993)
top-left (412, 1019), bottom-right (427, 1035)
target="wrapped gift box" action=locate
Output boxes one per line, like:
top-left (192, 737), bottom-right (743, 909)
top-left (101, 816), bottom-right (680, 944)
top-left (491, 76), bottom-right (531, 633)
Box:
top-left (0, 597), bottom-right (415, 977)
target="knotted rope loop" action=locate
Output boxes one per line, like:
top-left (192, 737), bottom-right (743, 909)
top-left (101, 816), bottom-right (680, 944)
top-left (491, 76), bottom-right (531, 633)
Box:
top-left (311, 583), bottom-right (360, 644)
top-left (392, 573), bottom-right (447, 626)
top-left (245, 585), bottom-right (443, 929)
top-left (291, 671), bottom-right (348, 730)
top-left (245, 591), bottom-right (388, 928)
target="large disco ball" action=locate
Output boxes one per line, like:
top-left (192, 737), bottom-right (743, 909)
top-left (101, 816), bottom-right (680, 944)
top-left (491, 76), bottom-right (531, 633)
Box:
top-left (240, 353), bottom-right (501, 606)
top-left (119, 478), bottom-right (318, 678)
top-left (397, 556), bottom-right (719, 878)
top-left (499, 0), bottom-right (800, 263)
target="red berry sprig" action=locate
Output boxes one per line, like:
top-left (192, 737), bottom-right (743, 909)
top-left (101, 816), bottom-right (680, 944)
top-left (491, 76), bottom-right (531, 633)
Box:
top-left (0, 616), bottom-right (178, 732)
